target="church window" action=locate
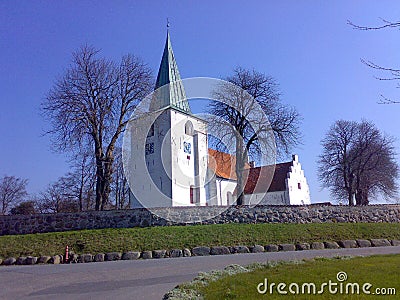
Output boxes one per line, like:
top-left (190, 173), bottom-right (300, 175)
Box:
top-left (298, 182), bottom-right (301, 190)
top-left (185, 121), bottom-right (194, 136)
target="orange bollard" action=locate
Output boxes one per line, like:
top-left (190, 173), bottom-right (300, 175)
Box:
top-left (65, 245), bottom-right (69, 264)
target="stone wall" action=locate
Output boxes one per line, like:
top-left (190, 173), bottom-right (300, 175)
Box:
top-left (1, 204), bottom-right (400, 236)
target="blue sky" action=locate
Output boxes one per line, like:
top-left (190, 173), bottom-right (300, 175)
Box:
top-left (1, 1), bottom-right (399, 203)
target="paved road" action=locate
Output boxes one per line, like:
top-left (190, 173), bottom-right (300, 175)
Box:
top-left (1, 246), bottom-right (400, 300)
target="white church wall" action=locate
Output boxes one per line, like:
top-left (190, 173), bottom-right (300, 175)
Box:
top-left (130, 111), bottom-right (173, 208)
top-left (195, 131), bottom-right (209, 205)
top-left (245, 191), bottom-right (289, 206)
top-left (170, 110), bottom-right (209, 206)
top-left (286, 155), bottom-right (311, 205)
top-left (215, 178), bottom-right (237, 206)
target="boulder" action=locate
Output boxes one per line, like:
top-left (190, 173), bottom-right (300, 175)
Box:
top-left (231, 246), bottom-right (250, 254)
top-left (370, 239), bottom-right (391, 247)
top-left (141, 251), bottom-right (152, 259)
top-left (3, 257), bottom-right (16, 265)
top-left (169, 249), bottom-right (183, 258)
top-left (210, 246), bottom-right (230, 255)
top-left (324, 241), bottom-right (340, 249)
top-left (94, 253), bottom-right (105, 262)
top-left (105, 252), bottom-right (122, 261)
top-left (391, 240), bottom-right (400, 246)
top-left (183, 248), bottom-right (191, 257)
top-left (152, 250), bottom-right (167, 259)
top-left (265, 244), bottom-right (279, 252)
top-left (295, 243), bottom-right (310, 251)
top-left (69, 254), bottom-right (79, 263)
top-left (338, 240), bottom-right (358, 248)
top-left (250, 245), bottom-right (264, 253)
top-left (16, 257), bottom-right (27, 265)
top-left (122, 251), bottom-right (140, 260)
top-left (50, 255), bottom-right (62, 264)
top-left (38, 256), bottom-right (51, 264)
top-left (310, 242), bottom-right (324, 250)
top-left (25, 256), bottom-right (38, 265)
top-left (278, 244), bottom-right (296, 252)
top-left (192, 246), bottom-right (210, 256)
top-left (356, 239), bottom-right (372, 248)
top-left (78, 254), bottom-right (93, 263)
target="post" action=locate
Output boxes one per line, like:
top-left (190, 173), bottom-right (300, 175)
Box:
top-left (65, 245), bottom-right (69, 264)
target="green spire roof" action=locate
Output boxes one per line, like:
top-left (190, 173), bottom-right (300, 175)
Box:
top-left (152, 31), bottom-right (191, 113)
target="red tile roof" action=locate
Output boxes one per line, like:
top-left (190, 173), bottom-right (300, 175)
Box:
top-left (243, 162), bottom-right (293, 194)
top-left (208, 148), bottom-right (293, 193)
top-left (208, 148), bottom-right (250, 180)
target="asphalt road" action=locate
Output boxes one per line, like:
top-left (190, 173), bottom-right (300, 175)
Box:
top-left (1, 246), bottom-right (400, 300)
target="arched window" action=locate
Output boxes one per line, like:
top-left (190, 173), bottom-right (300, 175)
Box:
top-left (190, 185), bottom-right (194, 204)
top-left (185, 120), bottom-right (194, 136)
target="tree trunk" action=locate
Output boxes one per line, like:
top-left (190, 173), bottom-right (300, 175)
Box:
top-left (100, 156), bottom-right (113, 210)
top-left (355, 189), bottom-right (363, 206)
top-left (361, 188), bottom-right (369, 205)
top-left (95, 155), bottom-right (104, 211)
top-left (235, 138), bottom-right (247, 206)
top-left (348, 191), bottom-right (354, 206)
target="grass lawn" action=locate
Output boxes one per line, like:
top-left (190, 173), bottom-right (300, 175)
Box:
top-left (197, 255), bottom-right (400, 299)
top-left (0, 222), bottom-right (400, 258)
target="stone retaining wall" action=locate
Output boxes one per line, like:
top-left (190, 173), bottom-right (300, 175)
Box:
top-left (1, 238), bottom-right (400, 266)
top-left (1, 204), bottom-right (400, 236)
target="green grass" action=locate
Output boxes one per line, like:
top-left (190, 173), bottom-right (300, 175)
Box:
top-left (0, 222), bottom-right (400, 258)
top-left (197, 255), bottom-right (400, 299)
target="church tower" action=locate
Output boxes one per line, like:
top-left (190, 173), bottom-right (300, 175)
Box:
top-left (134, 30), bottom-right (209, 207)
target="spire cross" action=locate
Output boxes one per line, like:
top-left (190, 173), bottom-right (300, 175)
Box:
top-left (167, 18), bottom-right (170, 28)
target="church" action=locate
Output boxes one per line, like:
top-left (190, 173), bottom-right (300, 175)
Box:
top-left (129, 31), bottom-right (310, 208)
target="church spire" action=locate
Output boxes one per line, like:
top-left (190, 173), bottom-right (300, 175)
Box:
top-left (153, 29), bottom-right (191, 113)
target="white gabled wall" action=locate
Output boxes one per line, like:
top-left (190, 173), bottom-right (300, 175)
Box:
top-left (242, 155), bottom-right (311, 206)
top-left (286, 155), bottom-right (311, 205)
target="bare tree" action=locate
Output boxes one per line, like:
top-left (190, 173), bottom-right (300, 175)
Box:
top-left (208, 67), bottom-right (301, 205)
top-left (0, 175), bottom-right (28, 215)
top-left (319, 119), bottom-right (398, 205)
top-left (318, 120), bottom-right (358, 205)
top-left (348, 18), bottom-right (400, 31)
top-left (42, 45), bottom-right (153, 210)
top-left (348, 18), bottom-right (400, 104)
top-left (38, 176), bottom-right (80, 213)
top-left (10, 201), bottom-right (36, 215)
top-left (111, 146), bottom-right (130, 209)
top-left (69, 149), bottom-right (96, 211)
